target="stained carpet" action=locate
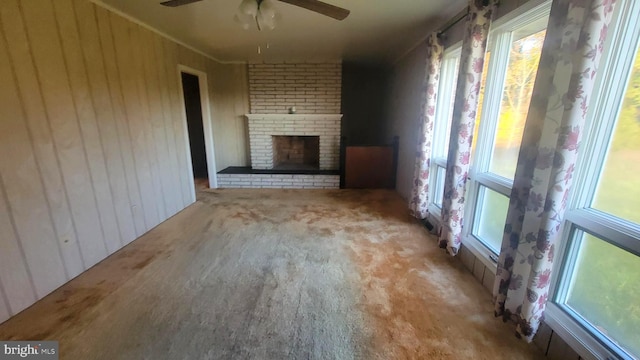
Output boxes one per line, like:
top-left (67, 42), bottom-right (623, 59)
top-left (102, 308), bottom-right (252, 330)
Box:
top-left (0, 189), bottom-right (543, 359)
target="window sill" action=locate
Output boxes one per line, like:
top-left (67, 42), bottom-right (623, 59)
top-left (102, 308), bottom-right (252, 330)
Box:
top-left (460, 235), bottom-right (498, 274)
top-left (427, 208), bottom-right (498, 274)
top-left (544, 304), bottom-right (626, 360)
top-left (427, 203), bottom-right (442, 220)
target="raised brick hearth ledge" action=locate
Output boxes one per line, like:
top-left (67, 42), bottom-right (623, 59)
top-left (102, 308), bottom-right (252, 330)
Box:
top-left (218, 167), bottom-right (339, 175)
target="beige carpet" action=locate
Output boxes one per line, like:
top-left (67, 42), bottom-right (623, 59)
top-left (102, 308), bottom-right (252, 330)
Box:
top-left (0, 189), bottom-right (543, 359)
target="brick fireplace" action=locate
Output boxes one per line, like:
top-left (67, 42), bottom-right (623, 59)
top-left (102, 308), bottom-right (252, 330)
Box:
top-left (216, 62), bottom-right (342, 189)
top-left (246, 114), bottom-right (342, 170)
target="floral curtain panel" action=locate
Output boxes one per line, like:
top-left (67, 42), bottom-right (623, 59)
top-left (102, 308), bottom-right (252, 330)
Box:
top-left (439, 0), bottom-right (497, 255)
top-left (409, 33), bottom-right (443, 219)
top-left (493, 0), bottom-right (618, 341)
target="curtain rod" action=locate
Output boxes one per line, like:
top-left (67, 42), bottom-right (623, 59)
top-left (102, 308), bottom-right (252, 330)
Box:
top-left (436, 0), bottom-right (497, 38)
top-left (437, 7), bottom-right (469, 38)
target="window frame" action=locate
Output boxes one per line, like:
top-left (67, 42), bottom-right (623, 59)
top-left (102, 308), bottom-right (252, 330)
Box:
top-left (546, 1), bottom-right (640, 358)
top-left (428, 44), bottom-right (461, 215)
top-left (461, 0), bottom-right (552, 270)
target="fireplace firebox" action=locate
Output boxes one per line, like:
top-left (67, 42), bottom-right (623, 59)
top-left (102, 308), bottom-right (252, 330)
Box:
top-left (272, 135), bottom-right (320, 170)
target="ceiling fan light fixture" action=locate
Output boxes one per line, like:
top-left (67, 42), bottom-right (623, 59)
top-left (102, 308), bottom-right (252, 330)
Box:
top-left (238, 0), bottom-right (258, 17)
top-left (257, 7), bottom-right (276, 30)
top-left (233, 13), bottom-right (253, 30)
top-left (259, 0), bottom-right (277, 19)
top-left (235, 0), bottom-right (279, 31)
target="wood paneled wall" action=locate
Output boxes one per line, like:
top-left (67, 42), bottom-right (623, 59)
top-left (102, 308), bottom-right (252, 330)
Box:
top-left (208, 61), bottom-right (251, 170)
top-left (0, 0), bottom-right (249, 323)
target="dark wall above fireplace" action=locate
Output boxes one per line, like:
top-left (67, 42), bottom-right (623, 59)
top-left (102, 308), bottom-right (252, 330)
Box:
top-left (341, 62), bottom-right (391, 145)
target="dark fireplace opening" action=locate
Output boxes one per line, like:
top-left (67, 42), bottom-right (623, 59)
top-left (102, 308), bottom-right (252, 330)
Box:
top-left (272, 135), bottom-right (320, 170)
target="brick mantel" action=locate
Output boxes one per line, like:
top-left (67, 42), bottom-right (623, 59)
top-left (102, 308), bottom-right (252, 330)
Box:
top-left (246, 114), bottom-right (342, 170)
top-left (245, 114), bottom-right (343, 121)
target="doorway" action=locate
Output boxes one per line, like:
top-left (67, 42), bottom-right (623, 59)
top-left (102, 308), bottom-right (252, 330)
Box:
top-left (181, 72), bottom-right (208, 187)
top-left (178, 66), bottom-right (217, 197)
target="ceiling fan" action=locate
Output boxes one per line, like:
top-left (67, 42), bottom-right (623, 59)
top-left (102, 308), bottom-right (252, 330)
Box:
top-left (159, 0), bottom-right (350, 21)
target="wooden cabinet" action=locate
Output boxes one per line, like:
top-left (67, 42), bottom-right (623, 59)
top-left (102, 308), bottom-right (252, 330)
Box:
top-left (344, 145), bottom-right (396, 189)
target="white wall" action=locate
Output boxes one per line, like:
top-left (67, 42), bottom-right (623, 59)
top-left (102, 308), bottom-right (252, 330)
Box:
top-left (0, 0), bottom-right (247, 323)
top-left (384, 43), bottom-right (428, 199)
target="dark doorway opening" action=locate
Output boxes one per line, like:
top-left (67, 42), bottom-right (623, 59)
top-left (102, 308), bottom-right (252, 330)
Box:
top-left (181, 72), bottom-right (208, 188)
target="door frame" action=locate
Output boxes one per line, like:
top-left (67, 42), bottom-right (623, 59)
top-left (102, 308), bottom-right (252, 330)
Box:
top-left (177, 64), bottom-right (218, 199)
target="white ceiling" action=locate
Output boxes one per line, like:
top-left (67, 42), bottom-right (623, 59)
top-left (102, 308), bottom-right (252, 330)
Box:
top-left (95, 0), bottom-right (466, 63)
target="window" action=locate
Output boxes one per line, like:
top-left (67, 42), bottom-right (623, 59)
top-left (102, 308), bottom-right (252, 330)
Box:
top-left (548, 1), bottom-right (640, 359)
top-left (470, 51), bottom-right (489, 162)
top-left (561, 231), bottom-right (640, 358)
top-left (473, 186), bottom-right (509, 253)
top-left (489, 28), bottom-right (545, 179)
top-left (429, 46), bottom-right (460, 210)
top-left (463, 1), bottom-right (551, 260)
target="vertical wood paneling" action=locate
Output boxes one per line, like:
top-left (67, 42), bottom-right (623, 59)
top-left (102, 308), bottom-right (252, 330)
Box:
top-left (73, 0), bottom-right (137, 244)
top-left (163, 39), bottom-right (193, 207)
top-left (178, 45), bottom-right (205, 72)
top-left (459, 245), bottom-right (477, 272)
top-left (53, 0), bottom-right (123, 255)
top-left (209, 61), bottom-right (251, 171)
top-left (534, 321), bottom-right (554, 354)
top-left (129, 24), bottom-right (166, 224)
top-left (0, 4), bottom-right (68, 297)
top-left (481, 268), bottom-right (495, 293)
top-left (233, 65), bottom-right (251, 166)
top-left (21, 0), bottom-right (109, 268)
top-left (472, 257), bottom-right (486, 283)
top-left (94, 6), bottom-right (147, 238)
top-left (0, 0), bottom-right (85, 279)
top-left (0, 287), bottom-right (9, 323)
top-left (0, 173), bottom-right (37, 316)
top-left (152, 34), bottom-right (182, 216)
top-left (0, 0), bottom-right (249, 322)
top-left (157, 38), bottom-right (186, 208)
top-left (109, 13), bottom-right (159, 231)
top-left (140, 28), bottom-right (177, 217)
top-left (547, 332), bottom-right (581, 360)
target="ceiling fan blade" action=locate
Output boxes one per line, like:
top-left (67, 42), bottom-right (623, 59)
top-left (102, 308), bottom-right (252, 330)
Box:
top-left (277, 0), bottom-right (350, 20)
top-left (160, 0), bottom-right (203, 7)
